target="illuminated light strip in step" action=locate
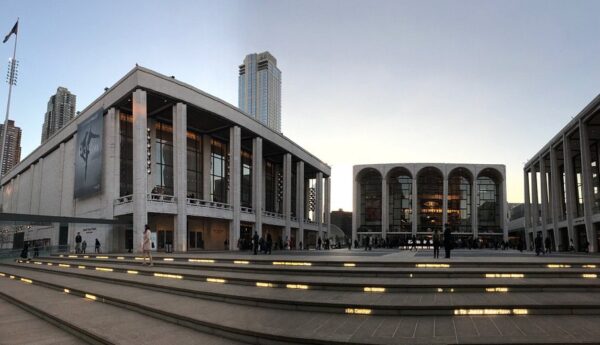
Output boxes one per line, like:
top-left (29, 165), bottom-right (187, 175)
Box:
top-left (9, 275), bottom-right (15, 279)
top-left (273, 261), bottom-right (312, 266)
top-left (547, 264), bottom-right (571, 268)
top-left (83, 256), bottom-right (89, 259)
top-left (363, 287), bottom-right (385, 293)
top-left (454, 309), bottom-right (528, 315)
top-left (416, 264), bottom-right (450, 268)
top-left (117, 257), bottom-right (125, 260)
top-left (583, 274), bottom-right (598, 279)
top-left (0, 273), bottom-right (5, 277)
top-left (85, 294), bottom-right (97, 301)
top-left (47, 263), bottom-right (53, 266)
top-left (127, 270), bottom-right (139, 275)
top-left (96, 256), bottom-right (109, 259)
top-left (78, 266), bottom-right (86, 269)
top-left (345, 308), bottom-right (372, 315)
top-left (163, 258), bottom-right (174, 261)
top-left (286, 284), bottom-right (309, 289)
top-left (134, 257), bottom-right (149, 261)
top-left (68, 255), bottom-right (77, 258)
top-left (485, 273), bottom-right (524, 278)
top-left (59, 264), bottom-right (70, 268)
top-left (256, 282), bottom-right (274, 288)
top-left (59, 255), bottom-right (64, 258)
top-left (154, 273), bottom-right (183, 279)
top-left (20, 278), bottom-right (32, 284)
top-left (33, 261), bottom-right (42, 265)
top-left (437, 288), bottom-right (454, 292)
top-left (343, 263), bottom-right (356, 267)
top-left (234, 260), bottom-right (249, 264)
top-left (189, 259), bottom-right (214, 263)
top-left (583, 265), bottom-right (597, 268)
top-left (206, 278), bottom-right (226, 283)
top-left (486, 287), bottom-right (509, 292)
top-left (63, 288), bottom-right (70, 294)
top-left (95, 267), bottom-right (113, 272)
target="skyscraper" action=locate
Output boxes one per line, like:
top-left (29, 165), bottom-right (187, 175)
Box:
top-left (0, 120), bottom-right (22, 175)
top-left (238, 52), bottom-right (282, 132)
top-left (41, 87), bottom-right (76, 143)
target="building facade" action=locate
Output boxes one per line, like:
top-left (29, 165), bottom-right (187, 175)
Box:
top-left (524, 94), bottom-right (600, 253)
top-left (41, 87), bottom-right (77, 143)
top-left (353, 163), bottom-right (507, 244)
top-left (0, 66), bottom-right (330, 253)
top-left (238, 52), bottom-right (282, 132)
top-left (0, 119), bottom-right (22, 175)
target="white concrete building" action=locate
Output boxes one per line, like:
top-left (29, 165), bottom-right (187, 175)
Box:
top-left (524, 94), bottom-right (600, 253)
top-left (353, 163), bottom-right (507, 245)
top-left (0, 66), bottom-right (331, 253)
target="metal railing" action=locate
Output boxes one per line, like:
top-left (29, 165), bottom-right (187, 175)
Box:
top-left (186, 198), bottom-right (232, 210)
top-left (241, 207), bottom-right (254, 214)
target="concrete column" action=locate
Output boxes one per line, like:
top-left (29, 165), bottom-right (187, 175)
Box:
top-left (283, 153), bottom-right (292, 244)
top-left (381, 176), bottom-right (388, 239)
top-left (524, 168), bottom-right (532, 250)
top-left (563, 135), bottom-right (576, 247)
top-left (104, 108), bottom-right (117, 219)
top-left (114, 109), bottom-right (121, 200)
top-left (411, 177), bottom-right (417, 235)
top-left (252, 137), bottom-right (263, 237)
top-left (202, 135), bottom-right (211, 201)
top-left (442, 176), bottom-right (448, 229)
top-left (316, 172), bottom-right (323, 240)
top-left (539, 158), bottom-right (548, 245)
top-left (324, 176), bottom-right (331, 239)
top-left (296, 161), bottom-right (305, 248)
top-left (173, 103), bottom-right (188, 252)
top-left (579, 120), bottom-right (597, 252)
top-left (229, 126), bottom-right (241, 250)
top-left (531, 165), bottom-right (540, 236)
top-left (472, 178), bottom-right (479, 239)
top-left (550, 147), bottom-right (562, 251)
top-left (132, 89), bottom-right (148, 253)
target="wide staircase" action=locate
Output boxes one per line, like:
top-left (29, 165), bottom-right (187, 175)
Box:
top-left (2, 252), bottom-right (600, 344)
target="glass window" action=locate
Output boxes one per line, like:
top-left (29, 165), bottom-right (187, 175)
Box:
top-left (417, 167), bottom-right (443, 232)
top-left (241, 150), bottom-right (252, 208)
top-left (388, 169), bottom-right (412, 232)
top-left (119, 112), bottom-right (133, 196)
top-left (210, 139), bottom-right (228, 203)
top-left (448, 171), bottom-right (471, 233)
top-left (477, 173), bottom-right (501, 234)
top-left (153, 122), bottom-right (174, 195)
top-left (187, 131), bottom-right (202, 199)
top-left (359, 169), bottom-right (382, 232)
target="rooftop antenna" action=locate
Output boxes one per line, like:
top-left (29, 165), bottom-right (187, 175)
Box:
top-left (0, 18), bottom-right (19, 179)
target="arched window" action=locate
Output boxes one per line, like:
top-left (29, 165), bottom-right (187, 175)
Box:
top-left (477, 169), bottom-right (502, 234)
top-left (417, 167), bottom-right (443, 232)
top-left (388, 168), bottom-right (412, 232)
top-left (358, 169), bottom-right (382, 232)
top-left (448, 168), bottom-right (472, 233)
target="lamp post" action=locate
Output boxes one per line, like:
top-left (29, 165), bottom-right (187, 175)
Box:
top-left (0, 19), bottom-right (19, 178)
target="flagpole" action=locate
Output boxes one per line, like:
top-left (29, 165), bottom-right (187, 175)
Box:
top-left (0, 19), bottom-right (18, 179)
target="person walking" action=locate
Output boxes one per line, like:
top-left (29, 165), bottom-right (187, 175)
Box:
top-left (82, 240), bottom-right (87, 254)
top-left (142, 225), bottom-right (153, 266)
top-left (545, 236), bottom-right (552, 254)
top-left (75, 232), bottom-right (82, 254)
top-left (534, 233), bottom-right (544, 256)
top-left (266, 233), bottom-right (273, 254)
top-left (252, 231), bottom-right (259, 255)
top-left (317, 236), bottom-right (322, 250)
top-left (432, 229), bottom-right (440, 259)
top-left (94, 239), bottom-right (101, 253)
top-left (443, 224), bottom-right (452, 259)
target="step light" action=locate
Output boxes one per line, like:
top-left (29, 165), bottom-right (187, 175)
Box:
top-left (163, 258), bottom-right (174, 261)
top-left (583, 265), bottom-right (597, 268)
top-left (34, 261), bottom-right (42, 265)
top-left (127, 270), bottom-right (138, 275)
top-left (189, 259), bottom-right (214, 263)
top-left (47, 263), bottom-right (53, 266)
top-left (454, 309), bottom-right (511, 315)
top-left (117, 256), bottom-right (125, 260)
top-left (63, 288), bottom-right (70, 294)
top-left (154, 273), bottom-right (183, 279)
top-left (59, 264), bottom-right (70, 268)
top-left (486, 287), bottom-right (509, 292)
top-left (436, 288), bottom-right (455, 292)
top-left (85, 294), bottom-right (97, 301)
top-left (134, 257), bottom-right (149, 261)
top-left (95, 267), bottom-right (113, 272)
top-left (583, 274), bottom-right (597, 279)
top-left (547, 264), bottom-right (571, 268)
top-left (20, 278), bottom-right (32, 284)
top-left (9, 275), bottom-right (15, 279)
top-left (0, 273), bottom-right (5, 277)
top-left (206, 278), bottom-right (226, 283)
top-left (363, 287), bottom-right (385, 293)
top-left (273, 261), bottom-right (312, 266)
top-left (345, 308), bottom-right (372, 315)
top-left (59, 255), bottom-right (64, 258)
top-left (286, 284), bottom-right (309, 289)
top-left (234, 260), bottom-right (249, 264)
top-left (78, 265), bottom-right (86, 269)
top-left (416, 264), bottom-right (450, 268)
top-left (343, 263), bottom-right (356, 267)
top-left (68, 255), bottom-right (77, 258)
top-left (256, 282), bottom-right (274, 288)
top-left (96, 256), bottom-right (109, 259)
top-left (485, 273), bottom-right (524, 278)
top-left (83, 256), bottom-right (89, 259)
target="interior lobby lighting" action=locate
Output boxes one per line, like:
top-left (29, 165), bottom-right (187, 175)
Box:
top-left (583, 274), bottom-right (597, 279)
top-left (63, 288), bottom-right (70, 294)
top-left (345, 308), bottom-right (372, 315)
top-left (363, 287), bottom-right (386, 293)
top-left (256, 282), bottom-right (273, 288)
top-left (485, 273), bottom-right (524, 278)
top-left (454, 309), bottom-right (511, 315)
top-left (286, 284), bottom-right (309, 289)
top-left (416, 264), bottom-right (450, 268)
top-left (234, 260), bottom-right (249, 264)
top-left (85, 294), bottom-right (97, 301)
top-left (59, 264), bottom-right (70, 268)
top-left (95, 267), bottom-right (113, 272)
top-left (343, 263), bottom-right (356, 267)
top-left (206, 278), bottom-right (226, 283)
top-left (96, 256), bottom-right (109, 259)
top-left (189, 259), bottom-right (214, 263)
top-left (486, 287), bottom-right (509, 292)
top-left (20, 278), bottom-right (32, 284)
top-left (583, 265), bottom-right (597, 268)
top-left (273, 261), bottom-right (312, 266)
top-left (154, 273), bottom-right (183, 279)
top-left (127, 270), bottom-right (138, 275)
top-left (547, 264), bottom-right (571, 268)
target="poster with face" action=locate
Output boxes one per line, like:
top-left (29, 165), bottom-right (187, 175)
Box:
top-left (74, 109), bottom-right (104, 199)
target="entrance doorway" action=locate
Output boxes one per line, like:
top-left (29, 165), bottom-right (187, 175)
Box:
top-left (546, 229), bottom-right (556, 252)
top-left (559, 227), bottom-right (569, 251)
top-left (575, 225), bottom-right (588, 252)
top-left (239, 224), bottom-right (253, 250)
top-left (188, 229), bottom-right (204, 250)
top-left (157, 229), bottom-right (173, 252)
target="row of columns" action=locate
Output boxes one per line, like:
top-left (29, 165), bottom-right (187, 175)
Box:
top-left (129, 89), bottom-right (330, 252)
top-left (525, 119), bottom-right (598, 252)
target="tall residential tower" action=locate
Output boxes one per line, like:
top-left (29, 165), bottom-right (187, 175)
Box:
top-left (41, 87), bottom-right (76, 143)
top-left (0, 120), bottom-right (22, 175)
top-left (238, 52), bottom-right (282, 132)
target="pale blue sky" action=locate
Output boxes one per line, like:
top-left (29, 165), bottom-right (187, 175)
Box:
top-left (2, 0), bottom-right (600, 211)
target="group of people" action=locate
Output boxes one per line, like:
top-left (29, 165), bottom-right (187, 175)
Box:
top-left (251, 231), bottom-right (274, 254)
top-left (74, 232), bottom-right (101, 254)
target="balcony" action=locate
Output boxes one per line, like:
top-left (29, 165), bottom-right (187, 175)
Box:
top-left (187, 198), bottom-right (232, 210)
top-left (147, 193), bottom-right (176, 203)
top-left (263, 211), bottom-right (284, 219)
top-left (241, 206), bottom-right (254, 214)
top-left (114, 195), bottom-right (133, 205)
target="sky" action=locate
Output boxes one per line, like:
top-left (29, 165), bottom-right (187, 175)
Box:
top-left (1, 0), bottom-right (600, 211)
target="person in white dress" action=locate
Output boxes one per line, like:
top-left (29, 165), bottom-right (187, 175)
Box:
top-left (142, 224), bottom-right (153, 266)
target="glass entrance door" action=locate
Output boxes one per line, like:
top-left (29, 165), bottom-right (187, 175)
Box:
top-left (157, 230), bottom-right (173, 251)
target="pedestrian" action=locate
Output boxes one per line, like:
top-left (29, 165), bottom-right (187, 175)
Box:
top-left (432, 228), bottom-right (440, 259)
top-left (252, 231), bottom-right (259, 255)
top-left (33, 241), bottom-right (39, 258)
top-left (443, 224), bottom-right (452, 259)
top-left (266, 233), bottom-right (273, 254)
top-left (534, 233), bottom-right (543, 256)
top-left (317, 236), bottom-right (322, 250)
top-left (94, 239), bottom-right (101, 253)
top-left (142, 224), bottom-right (153, 266)
top-left (82, 240), bottom-right (87, 254)
top-left (347, 239), bottom-right (352, 250)
top-left (20, 242), bottom-right (29, 259)
top-left (569, 238), bottom-right (575, 251)
top-left (545, 236), bottom-right (552, 254)
top-left (75, 232), bottom-right (82, 254)
top-left (410, 235), bottom-right (417, 251)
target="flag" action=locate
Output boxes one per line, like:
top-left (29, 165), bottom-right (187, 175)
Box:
top-left (3, 21), bottom-right (18, 44)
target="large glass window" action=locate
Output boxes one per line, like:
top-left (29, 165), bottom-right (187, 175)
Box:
top-left (388, 169), bottom-right (412, 232)
top-left (591, 142), bottom-right (600, 213)
top-left (560, 164), bottom-right (567, 219)
top-left (477, 171), bottom-right (501, 234)
top-left (187, 131), bottom-right (202, 199)
top-left (265, 160), bottom-right (283, 213)
top-left (241, 150), bottom-right (252, 208)
top-left (154, 122), bottom-right (173, 195)
top-left (573, 154), bottom-right (584, 217)
top-left (359, 169), bottom-right (382, 232)
top-left (448, 171), bottom-right (471, 233)
top-left (119, 112), bottom-right (133, 196)
top-left (417, 167), bottom-right (443, 232)
top-left (210, 139), bottom-right (228, 203)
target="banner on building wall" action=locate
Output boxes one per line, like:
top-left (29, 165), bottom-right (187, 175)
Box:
top-left (74, 109), bottom-right (104, 199)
